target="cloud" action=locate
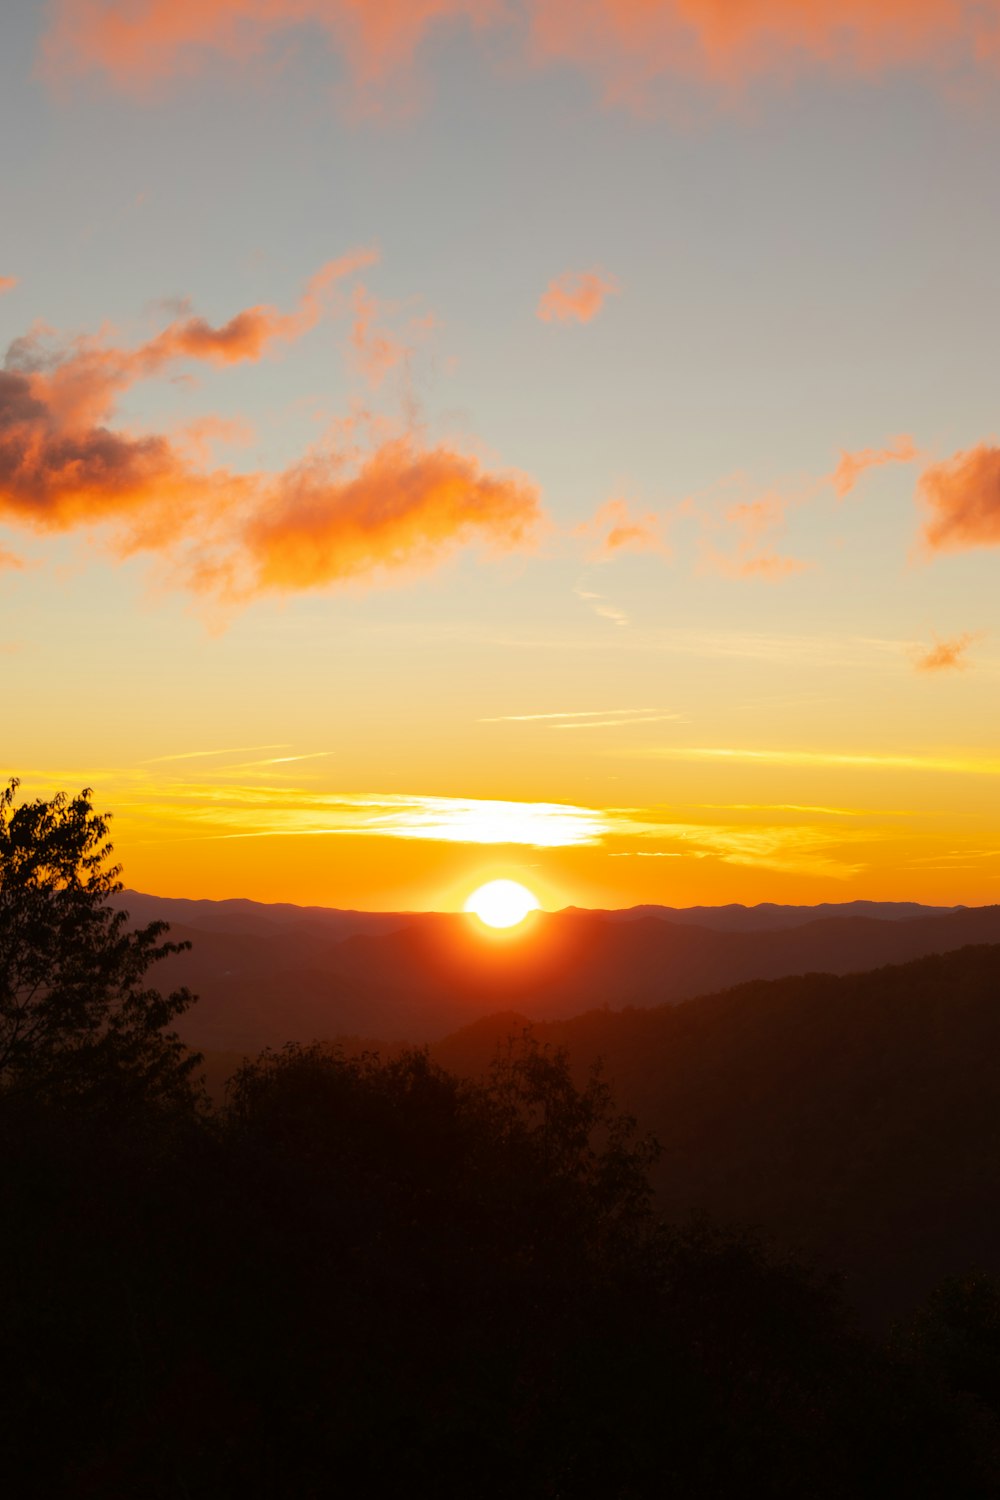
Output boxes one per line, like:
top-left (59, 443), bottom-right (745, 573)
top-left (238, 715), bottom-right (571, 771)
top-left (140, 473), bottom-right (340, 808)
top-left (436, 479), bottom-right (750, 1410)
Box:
top-left (577, 498), bottom-right (670, 558)
top-left (537, 268), bottom-right (620, 324)
top-left (144, 249), bottom-right (378, 367)
top-left (832, 435), bottom-right (918, 497)
top-left (42, 3), bottom-right (1000, 114)
top-left (0, 277), bottom-right (17, 297)
top-left (528, 1), bottom-right (1000, 112)
top-left (479, 706), bottom-right (682, 729)
top-left (480, 707), bottom-right (660, 722)
top-left (918, 442), bottom-right (1000, 554)
top-left (0, 544), bottom-right (23, 570)
top-left (169, 788), bottom-right (609, 848)
top-left (914, 632), bottom-right (981, 672)
top-left (41, 0), bottom-right (501, 113)
top-left (647, 745), bottom-right (1000, 775)
top-left (348, 283), bottom-right (411, 386)
top-left (700, 494), bottom-right (810, 580)
top-left (194, 436), bottom-right (542, 602)
top-left (0, 278), bottom-right (543, 604)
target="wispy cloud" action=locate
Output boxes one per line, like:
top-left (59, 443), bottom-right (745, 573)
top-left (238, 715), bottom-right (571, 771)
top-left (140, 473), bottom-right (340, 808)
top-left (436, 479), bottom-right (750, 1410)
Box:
top-left (42, 2), bottom-right (1000, 117)
top-left (142, 744), bottom-right (292, 764)
top-left (914, 632), bottom-right (981, 673)
top-left (832, 435), bottom-right (918, 497)
top-left (14, 763), bottom-right (922, 880)
top-left (162, 790), bottom-right (610, 848)
top-left (537, 268), bottom-right (620, 324)
top-left (527, 1), bottom-right (1000, 114)
top-left (646, 746), bottom-right (1000, 776)
top-left (223, 752), bottom-right (336, 771)
top-left (551, 715), bottom-right (680, 730)
top-left (0, 276), bottom-right (17, 297)
top-left (348, 282), bottom-right (415, 387)
top-left (700, 493), bottom-right (810, 581)
top-left (577, 498), bottom-right (671, 559)
top-left (481, 707), bottom-right (657, 722)
top-left (481, 707), bottom-right (682, 730)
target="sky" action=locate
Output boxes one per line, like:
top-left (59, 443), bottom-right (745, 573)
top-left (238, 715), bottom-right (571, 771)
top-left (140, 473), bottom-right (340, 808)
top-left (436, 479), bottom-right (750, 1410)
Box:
top-left (3, 0), bottom-right (1000, 912)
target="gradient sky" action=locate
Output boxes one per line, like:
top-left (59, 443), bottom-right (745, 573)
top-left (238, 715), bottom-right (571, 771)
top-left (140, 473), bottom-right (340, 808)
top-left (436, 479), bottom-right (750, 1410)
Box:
top-left (3, 1), bottom-right (1000, 910)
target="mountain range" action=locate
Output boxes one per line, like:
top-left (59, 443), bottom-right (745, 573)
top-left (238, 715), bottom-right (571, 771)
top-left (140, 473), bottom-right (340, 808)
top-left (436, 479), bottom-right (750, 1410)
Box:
top-left (114, 890), bottom-right (1000, 1054)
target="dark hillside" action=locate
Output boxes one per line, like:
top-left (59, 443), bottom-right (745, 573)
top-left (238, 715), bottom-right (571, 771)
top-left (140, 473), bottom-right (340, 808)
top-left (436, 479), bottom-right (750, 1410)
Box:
top-left (434, 944), bottom-right (1000, 1322)
top-left (155, 901), bottom-right (1000, 1052)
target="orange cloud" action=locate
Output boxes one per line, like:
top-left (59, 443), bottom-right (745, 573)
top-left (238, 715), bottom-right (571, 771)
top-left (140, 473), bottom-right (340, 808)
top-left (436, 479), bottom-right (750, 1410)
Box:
top-left (200, 437), bottom-right (542, 601)
top-left (42, 2), bottom-right (1000, 112)
top-left (41, 1), bottom-right (501, 112)
top-left (915, 632), bottom-right (980, 672)
top-left (0, 286), bottom-right (543, 604)
top-left (831, 435), bottom-right (917, 497)
top-left (0, 544), bottom-right (23, 570)
top-left (577, 498), bottom-right (670, 558)
top-left (701, 495), bottom-right (810, 581)
top-left (0, 277), bottom-right (17, 297)
top-left (529, 2), bottom-right (1000, 110)
top-left (0, 256), bottom-right (375, 529)
top-left (537, 269), bottom-right (620, 324)
top-left (918, 443), bottom-right (1000, 554)
top-left (140, 248), bottom-right (377, 369)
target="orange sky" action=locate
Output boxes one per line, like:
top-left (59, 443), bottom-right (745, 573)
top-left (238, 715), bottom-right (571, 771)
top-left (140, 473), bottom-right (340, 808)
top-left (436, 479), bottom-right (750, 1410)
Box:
top-left (4, 0), bottom-right (1000, 910)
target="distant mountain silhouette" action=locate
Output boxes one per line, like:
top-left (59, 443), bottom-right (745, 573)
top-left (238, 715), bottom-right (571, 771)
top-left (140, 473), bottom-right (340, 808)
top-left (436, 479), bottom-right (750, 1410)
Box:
top-left (596, 899), bottom-right (964, 930)
top-left (432, 944), bottom-right (1000, 1322)
top-left (116, 889), bottom-right (1000, 1053)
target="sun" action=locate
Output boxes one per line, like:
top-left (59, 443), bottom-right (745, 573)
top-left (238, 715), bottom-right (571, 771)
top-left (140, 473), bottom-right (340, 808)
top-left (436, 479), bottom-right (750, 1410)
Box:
top-left (464, 879), bottom-right (540, 930)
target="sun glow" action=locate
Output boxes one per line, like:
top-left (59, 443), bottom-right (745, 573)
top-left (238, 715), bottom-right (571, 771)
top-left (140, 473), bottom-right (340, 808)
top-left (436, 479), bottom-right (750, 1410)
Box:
top-left (464, 879), bottom-right (541, 929)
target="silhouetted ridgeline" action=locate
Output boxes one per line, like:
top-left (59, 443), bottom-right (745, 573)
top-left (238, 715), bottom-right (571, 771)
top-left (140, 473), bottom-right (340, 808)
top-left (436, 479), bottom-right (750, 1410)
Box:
top-left (113, 890), bottom-right (1000, 1052)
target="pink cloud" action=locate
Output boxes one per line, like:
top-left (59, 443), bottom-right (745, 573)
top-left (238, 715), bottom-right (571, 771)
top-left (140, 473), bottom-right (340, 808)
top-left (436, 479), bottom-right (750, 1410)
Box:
top-left (918, 442), bottom-right (1000, 554)
top-left (537, 269), bottom-right (620, 325)
top-left (0, 277), bottom-right (17, 297)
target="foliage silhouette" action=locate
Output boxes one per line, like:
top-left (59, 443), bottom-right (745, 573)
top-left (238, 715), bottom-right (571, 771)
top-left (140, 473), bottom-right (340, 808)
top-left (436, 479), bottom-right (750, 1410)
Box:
top-left (0, 777), bottom-right (199, 1112)
top-left (2, 783), bottom-right (1000, 1495)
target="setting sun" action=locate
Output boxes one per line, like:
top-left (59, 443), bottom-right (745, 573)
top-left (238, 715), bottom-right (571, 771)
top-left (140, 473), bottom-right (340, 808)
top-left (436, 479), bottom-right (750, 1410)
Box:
top-left (464, 880), bottom-right (541, 929)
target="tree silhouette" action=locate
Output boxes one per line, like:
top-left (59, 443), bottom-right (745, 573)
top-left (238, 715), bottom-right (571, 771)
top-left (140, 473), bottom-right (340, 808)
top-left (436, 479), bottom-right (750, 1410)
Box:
top-left (0, 777), bottom-right (199, 1112)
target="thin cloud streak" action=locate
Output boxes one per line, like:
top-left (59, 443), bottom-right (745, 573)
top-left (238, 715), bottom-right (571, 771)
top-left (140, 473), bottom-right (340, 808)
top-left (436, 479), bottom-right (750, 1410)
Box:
top-left (142, 744), bottom-right (292, 764)
top-left (647, 746), bottom-right (1000, 775)
top-left (480, 708), bottom-right (662, 722)
top-left (550, 715), bottom-right (682, 730)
